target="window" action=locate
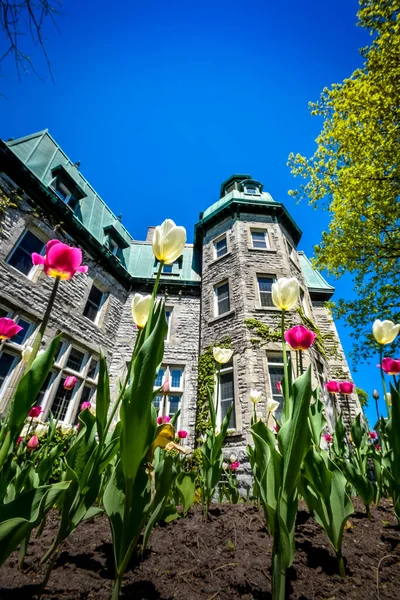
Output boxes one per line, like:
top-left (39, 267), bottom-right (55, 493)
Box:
top-left (251, 230), bottom-right (270, 250)
top-left (153, 365), bottom-right (184, 424)
top-left (162, 264), bottom-right (173, 274)
top-left (258, 277), bottom-right (275, 307)
top-left (287, 240), bottom-right (297, 262)
top-left (7, 230), bottom-right (44, 276)
top-left (267, 353), bottom-right (284, 419)
top-left (66, 347), bottom-right (86, 372)
top-left (245, 186), bottom-right (257, 195)
top-left (165, 309), bottom-right (172, 341)
top-left (218, 363), bottom-right (236, 429)
top-left (83, 284), bottom-right (104, 323)
top-left (300, 289), bottom-right (311, 319)
top-left (214, 235), bottom-right (228, 259)
top-left (316, 361), bottom-right (325, 390)
top-left (0, 351), bottom-right (19, 392)
top-left (51, 177), bottom-right (78, 210)
top-left (214, 281), bottom-right (230, 316)
top-left (87, 358), bottom-right (98, 380)
top-left (50, 377), bottom-right (75, 421)
top-left (35, 372), bottom-right (54, 408)
top-left (12, 317), bottom-right (34, 345)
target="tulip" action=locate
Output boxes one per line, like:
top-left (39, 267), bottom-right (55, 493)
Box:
top-left (89, 403), bottom-right (96, 416)
top-left (161, 379), bottom-right (170, 394)
top-left (60, 424), bottom-right (73, 436)
top-left (266, 398), bottom-right (280, 414)
top-left (324, 380), bottom-right (339, 394)
top-left (157, 415), bottom-right (171, 425)
top-left (271, 277), bottom-right (300, 310)
top-left (131, 293), bottom-right (152, 328)
top-left (284, 325), bottom-right (316, 350)
top-left (32, 239), bottom-right (88, 280)
top-left (276, 381), bottom-right (282, 393)
top-left (34, 424), bottom-right (48, 438)
top-left (249, 389), bottom-right (262, 405)
top-left (21, 345), bottom-right (33, 362)
top-left (222, 461), bottom-right (228, 470)
top-left (152, 219), bottom-right (186, 265)
top-left (64, 375), bottom-right (77, 390)
top-left (27, 435), bottom-right (39, 450)
top-left (386, 393), bottom-right (392, 407)
top-left (177, 429), bottom-right (188, 439)
top-left (372, 389), bottom-right (380, 400)
top-left (337, 381), bottom-right (355, 395)
top-left (323, 433), bottom-right (333, 443)
top-left (375, 444), bottom-right (381, 451)
top-left (372, 319), bottom-right (400, 345)
top-left (81, 401), bottom-right (92, 411)
top-left (0, 317), bottom-right (23, 341)
top-left (229, 453), bottom-right (237, 463)
top-left (28, 406), bottom-right (43, 418)
top-left (380, 357), bottom-right (400, 375)
top-left (273, 424), bottom-right (279, 433)
top-left (213, 347), bottom-right (233, 364)
top-left (369, 431), bottom-right (378, 440)
top-left (229, 460), bottom-right (240, 471)
top-left (16, 437), bottom-right (23, 445)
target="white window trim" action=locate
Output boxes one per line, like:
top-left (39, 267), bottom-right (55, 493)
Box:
top-left (6, 229), bottom-right (46, 280)
top-left (165, 308), bottom-right (173, 342)
top-left (212, 233), bottom-right (228, 260)
top-left (83, 284), bottom-right (107, 326)
top-left (257, 275), bottom-right (276, 308)
top-left (216, 363), bottom-right (236, 429)
top-left (214, 280), bottom-right (230, 317)
top-left (153, 365), bottom-right (184, 427)
top-left (0, 350), bottom-right (20, 403)
top-left (250, 229), bottom-right (270, 250)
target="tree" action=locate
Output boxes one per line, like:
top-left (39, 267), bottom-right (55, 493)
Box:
top-left (288, 0), bottom-right (400, 365)
top-left (0, 1), bottom-right (61, 82)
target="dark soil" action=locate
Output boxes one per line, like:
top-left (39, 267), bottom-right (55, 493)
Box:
top-left (0, 498), bottom-right (399, 600)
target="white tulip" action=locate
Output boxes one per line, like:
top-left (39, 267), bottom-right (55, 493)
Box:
top-left (271, 277), bottom-right (300, 310)
top-left (152, 219), bottom-right (186, 265)
top-left (386, 393), bottom-right (392, 407)
top-left (249, 389), bottom-right (262, 405)
top-left (266, 399), bottom-right (280, 414)
top-left (213, 347), bottom-right (233, 364)
top-left (60, 424), bottom-right (73, 436)
top-left (34, 423), bottom-right (48, 438)
top-left (21, 345), bottom-right (33, 363)
top-left (372, 319), bottom-right (400, 345)
top-left (131, 293), bottom-right (152, 328)
top-left (222, 462), bottom-right (228, 470)
top-left (229, 453), bottom-right (237, 463)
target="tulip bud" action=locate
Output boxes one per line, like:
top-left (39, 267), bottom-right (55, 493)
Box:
top-left (271, 277), bottom-right (300, 311)
top-left (22, 345), bottom-right (33, 363)
top-left (213, 347), bottom-right (233, 364)
top-left (266, 398), bottom-right (280, 414)
top-left (369, 431), bottom-right (378, 440)
top-left (131, 293), bottom-right (152, 328)
top-left (152, 219), bottom-right (187, 265)
top-left (372, 319), bottom-right (400, 345)
top-left (249, 389), bottom-right (262, 405)
top-left (28, 406), bottom-right (43, 418)
top-left (161, 380), bottom-right (170, 395)
top-left (27, 435), bottom-right (39, 450)
top-left (229, 453), bottom-right (237, 463)
top-left (177, 429), bottom-right (188, 439)
top-left (64, 375), bottom-right (77, 390)
top-left (81, 401), bottom-right (92, 412)
top-left (372, 389), bottom-right (380, 400)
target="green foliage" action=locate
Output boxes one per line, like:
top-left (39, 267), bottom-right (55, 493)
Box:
top-left (288, 0), bottom-right (400, 363)
top-left (196, 338), bottom-right (231, 436)
top-left (356, 387), bottom-right (369, 408)
top-left (245, 319), bottom-right (281, 346)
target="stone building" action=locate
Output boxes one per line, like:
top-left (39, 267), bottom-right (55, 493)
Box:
top-left (0, 130), bottom-right (361, 469)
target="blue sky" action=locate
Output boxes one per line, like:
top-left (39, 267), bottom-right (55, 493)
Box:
top-left (0, 0), bottom-right (391, 424)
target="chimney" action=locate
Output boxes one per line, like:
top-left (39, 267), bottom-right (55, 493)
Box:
top-left (146, 226), bottom-right (156, 242)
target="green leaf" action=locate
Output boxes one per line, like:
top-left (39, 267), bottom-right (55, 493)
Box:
top-left (176, 471), bottom-right (196, 515)
top-left (96, 348), bottom-right (110, 446)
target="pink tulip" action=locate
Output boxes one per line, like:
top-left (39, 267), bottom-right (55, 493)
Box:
top-left (369, 431), bottom-right (378, 440)
top-left (177, 430), bottom-right (188, 439)
top-left (0, 317), bottom-right (23, 341)
top-left (64, 375), bottom-right (77, 390)
top-left (273, 424), bottom-right (280, 433)
top-left (76, 423), bottom-right (80, 431)
top-left (27, 435), bottom-right (39, 450)
top-left (161, 380), bottom-right (170, 394)
top-left (337, 381), bottom-right (355, 395)
top-left (284, 325), bottom-right (316, 350)
top-left (16, 436), bottom-right (23, 445)
top-left (157, 415), bottom-right (171, 425)
top-left (32, 240), bottom-right (88, 280)
top-left (229, 460), bottom-right (240, 471)
top-left (276, 381), bottom-right (282, 393)
top-left (324, 380), bottom-right (339, 394)
top-left (81, 401), bottom-right (91, 411)
top-left (375, 444), bottom-right (381, 451)
top-left (28, 406), bottom-right (43, 418)
top-left (380, 358), bottom-right (400, 375)
top-left (323, 434), bottom-right (333, 443)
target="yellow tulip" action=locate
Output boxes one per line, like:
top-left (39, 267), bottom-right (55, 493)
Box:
top-left (152, 219), bottom-right (186, 265)
top-left (131, 293), bottom-right (152, 328)
top-left (213, 347), bottom-right (233, 364)
top-left (372, 319), bottom-right (400, 345)
top-left (271, 277), bottom-right (300, 310)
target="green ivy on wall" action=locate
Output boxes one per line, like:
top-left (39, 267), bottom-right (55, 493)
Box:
top-left (195, 337), bottom-right (232, 439)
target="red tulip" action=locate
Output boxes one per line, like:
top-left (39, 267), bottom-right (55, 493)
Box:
top-left (0, 317), bottom-right (23, 341)
top-left (337, 381), bottom-right (355, 395)
top-left (27, 435), bottom-right (39, 450)
top-left (28, 406), bottom-right (43, 418)
top-left (32, 240), bottom-right (88, 280)
top-left (323, 433), bottom-right (333, 443)
top-left (177, 430), bottom-right (188, 439)
top-left (16, 436), bottom-right (23, 445)
top-left (229, 460), bottom-right (240, 471)
top-left (284, 325), bottom-right (316, 350)
top-left (380, 357), bottom-right (400, 375)
top-left (64, 375), bottom-right (77, 390)
top-left (369, 431), bottom-right (378, 440)
top-left (324, 380), bottom-right (339, 394)
top-left (375, 444), bottom-right (381, 451)
top-left (276, 381), bottom-right (282, 393)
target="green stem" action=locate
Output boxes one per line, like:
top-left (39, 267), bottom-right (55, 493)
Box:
top-left (375, 397), bottom-right (380, 423)
top-left (281, 310), bottom-right (289, 420)
top-left (379, 345), bottom-right (390, 415)
top-left (144, 260), bottom-right (163, 341)
top-left (299, 349), bottom-right (304, 375)
top-left (337, 553), bottom-right (346, 577)
top-left (112, 574), bottom-right (123, 600)
top-left (272, 551), bottom-right (286, 600)
top-left (215, 363), bottom-right (221, 434)
top-left (27, 276), bottom-right (61, 370)
top-left (118, 477), bottom-right (134, 585)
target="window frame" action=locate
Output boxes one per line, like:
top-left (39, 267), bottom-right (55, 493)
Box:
top-left (257, 275), bottom-right (276, 308)
top-left (266, 352), bottom-right (286, 420)
top-left (6, 229), bottom-right (45, 279)
top-left (165, 308), bottom-right (173, 342)
top-left (250, 229), bottom-right (270, 250)
top-left (83, 283), bottom-right (106, 325)
top-left (213, 233), bottom-right (228, 260)
top-left (216, 362), bottom-right (236, 430)
top-left (214, 280), bottom-right (231, 317)
top-left (0, 349), bottom-right (20, 402)
top-left (152, 365), bottom-right (184, 427)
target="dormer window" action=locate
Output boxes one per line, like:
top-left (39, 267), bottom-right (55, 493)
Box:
top-left (49, 165), bottom-right (85, 214)
top-left (246, 186), bottom-right (257, 195)
top-left (107, 236), bottom-right (123, 259)
top-left (51, 177), bottom-right (78, 209)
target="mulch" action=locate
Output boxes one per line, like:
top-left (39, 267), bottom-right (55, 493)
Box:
top-left (0, 498), bottom-right (399, 599)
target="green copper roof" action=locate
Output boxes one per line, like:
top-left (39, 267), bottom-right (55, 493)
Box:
top-left (5, 130), bottom-right (200, 283)
top-left (201, 190), bottom-right (276, 221)
top-left (298, 252), bottom-right (335, 295)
